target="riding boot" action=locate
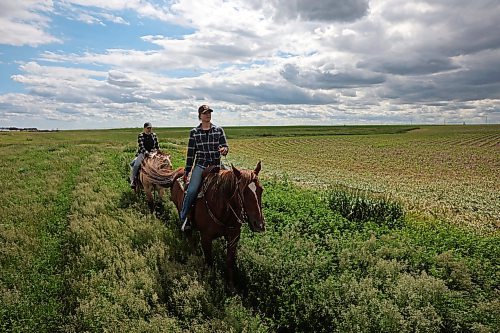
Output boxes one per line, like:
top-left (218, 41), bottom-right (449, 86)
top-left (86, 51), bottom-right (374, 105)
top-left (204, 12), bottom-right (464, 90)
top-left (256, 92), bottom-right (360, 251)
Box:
top-left (181, 216), bottom-right (191, 231)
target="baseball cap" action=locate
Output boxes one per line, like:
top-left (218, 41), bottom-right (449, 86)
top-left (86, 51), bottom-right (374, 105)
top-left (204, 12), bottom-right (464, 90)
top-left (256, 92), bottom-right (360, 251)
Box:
top-left (198, 105), bottom-right (213, 114)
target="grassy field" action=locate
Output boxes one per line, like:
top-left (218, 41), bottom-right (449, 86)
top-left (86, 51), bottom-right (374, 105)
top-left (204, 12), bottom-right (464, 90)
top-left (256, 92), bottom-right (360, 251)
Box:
top-left (0, 124), bottom-right (498, 332)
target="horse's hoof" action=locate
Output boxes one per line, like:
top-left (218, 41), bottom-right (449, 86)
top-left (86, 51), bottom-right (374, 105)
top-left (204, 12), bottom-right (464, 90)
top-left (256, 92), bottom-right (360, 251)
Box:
top-left (226, 282), bottom-right (237, 295)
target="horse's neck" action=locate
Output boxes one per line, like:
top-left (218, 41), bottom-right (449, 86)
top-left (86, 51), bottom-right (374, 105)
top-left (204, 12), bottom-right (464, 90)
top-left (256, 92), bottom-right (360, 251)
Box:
top-left (205, 173), bottom-right (239, 211)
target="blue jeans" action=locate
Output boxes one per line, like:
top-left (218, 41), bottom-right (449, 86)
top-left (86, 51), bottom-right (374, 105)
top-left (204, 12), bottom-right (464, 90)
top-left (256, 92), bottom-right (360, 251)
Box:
top-left (130, 153), bottom-right (145, 183)
top-left (180, 165), bottom-right (204, 221)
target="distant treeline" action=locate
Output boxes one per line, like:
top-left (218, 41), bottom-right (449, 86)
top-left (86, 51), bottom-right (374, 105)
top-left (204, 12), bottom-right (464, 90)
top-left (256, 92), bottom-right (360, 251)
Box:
top-left (0, 127), bottom-right (59, 132)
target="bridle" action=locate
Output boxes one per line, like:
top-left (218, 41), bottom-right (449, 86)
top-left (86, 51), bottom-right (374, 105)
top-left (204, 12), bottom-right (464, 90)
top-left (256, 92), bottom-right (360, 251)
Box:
top-left (227, 178), bottom-right (250, 226)
top-left (202, 175), bottom-right (254, 229)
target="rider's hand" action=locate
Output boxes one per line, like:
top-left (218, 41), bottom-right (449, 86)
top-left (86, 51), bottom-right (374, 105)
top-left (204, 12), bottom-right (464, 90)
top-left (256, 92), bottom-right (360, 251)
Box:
top-left (219, 146), bottom-right (228, 156)
top-left (183, 174), bottom-right (189, 185)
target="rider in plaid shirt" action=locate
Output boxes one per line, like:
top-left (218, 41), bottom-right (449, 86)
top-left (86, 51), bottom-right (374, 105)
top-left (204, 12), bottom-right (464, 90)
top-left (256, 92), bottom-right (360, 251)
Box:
top-left (180, 105), bottom-right (229, 231)
top-left (184, 123), bottom-right (228, 175)
top-left (129, 122), bottom-right (159, 187)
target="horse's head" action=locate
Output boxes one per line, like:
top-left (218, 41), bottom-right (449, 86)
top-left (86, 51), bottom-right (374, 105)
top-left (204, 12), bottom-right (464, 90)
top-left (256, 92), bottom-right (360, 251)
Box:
top-left (232, 161), bottom-right (265, 232)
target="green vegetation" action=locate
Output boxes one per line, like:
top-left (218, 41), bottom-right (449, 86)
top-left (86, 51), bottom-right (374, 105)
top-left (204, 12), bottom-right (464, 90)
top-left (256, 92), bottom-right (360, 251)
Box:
top-left (1, 125), bottom-right (498, 332)
top-left (240, 179), bottom-right (499, 332)
top-left (327, 186), bottom-right (405, 228)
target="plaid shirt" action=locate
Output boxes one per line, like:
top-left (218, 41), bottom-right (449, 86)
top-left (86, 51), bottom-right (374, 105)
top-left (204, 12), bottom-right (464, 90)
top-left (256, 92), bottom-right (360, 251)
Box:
top-left (136, 132), bottom-right (159, 156)
top-left (185, 123), bottom-right (228, 175)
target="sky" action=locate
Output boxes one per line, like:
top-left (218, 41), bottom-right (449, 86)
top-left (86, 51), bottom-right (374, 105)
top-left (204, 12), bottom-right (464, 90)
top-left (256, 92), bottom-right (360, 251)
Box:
top-left (0, 0), bottom-right (499, 130)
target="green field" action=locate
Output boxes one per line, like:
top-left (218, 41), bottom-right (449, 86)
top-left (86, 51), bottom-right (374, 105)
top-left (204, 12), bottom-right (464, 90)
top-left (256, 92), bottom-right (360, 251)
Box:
top-left (1, 125), bottom-right (499, 332)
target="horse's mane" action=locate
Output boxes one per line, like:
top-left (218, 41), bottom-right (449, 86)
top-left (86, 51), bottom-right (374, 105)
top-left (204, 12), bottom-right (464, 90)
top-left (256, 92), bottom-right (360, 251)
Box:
top-left (205, 168), bottom-right (254, 197)
top-left (141, 151), bottom-right (183, 186)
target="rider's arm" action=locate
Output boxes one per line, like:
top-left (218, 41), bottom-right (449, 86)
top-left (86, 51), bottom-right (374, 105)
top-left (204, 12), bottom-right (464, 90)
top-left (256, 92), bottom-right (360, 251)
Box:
top-left (137, 133), bottom-right (147, 155)
top-left (184, 129), bottom-right (197, 175)
top-left (153, 133), bottom-right (160, 151)
top-left (218, 127), bottom-right (229, 155)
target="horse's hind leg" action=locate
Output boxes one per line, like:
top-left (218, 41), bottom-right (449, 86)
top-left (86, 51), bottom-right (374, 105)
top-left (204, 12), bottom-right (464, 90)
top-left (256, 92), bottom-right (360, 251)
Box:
top-left (144, 187), bottom-right (155, 212)
top-left (156, 187), bottom-right (166, 213)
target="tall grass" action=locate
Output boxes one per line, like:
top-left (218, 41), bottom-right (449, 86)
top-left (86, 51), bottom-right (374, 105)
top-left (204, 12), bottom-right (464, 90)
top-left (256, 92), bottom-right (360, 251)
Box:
top-left (327, 186), bottom-right (405, 228)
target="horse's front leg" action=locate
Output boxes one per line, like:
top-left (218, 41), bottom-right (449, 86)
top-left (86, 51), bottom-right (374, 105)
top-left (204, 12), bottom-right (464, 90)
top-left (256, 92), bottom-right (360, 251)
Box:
top-left (225, 233), bottom-right (241, 291)
top-left (200, 234), bottom-right (213, 267)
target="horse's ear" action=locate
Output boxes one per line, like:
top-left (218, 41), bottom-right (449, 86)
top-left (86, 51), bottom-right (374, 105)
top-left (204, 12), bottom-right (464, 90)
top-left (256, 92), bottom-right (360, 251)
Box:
top-left (231, 164), bottom-right (242, 179)
top-left (254, 160), bottom-right (261, 175)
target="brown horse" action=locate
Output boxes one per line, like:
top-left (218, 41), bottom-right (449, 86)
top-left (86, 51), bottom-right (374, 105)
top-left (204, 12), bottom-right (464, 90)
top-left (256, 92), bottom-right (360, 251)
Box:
top-left (170, 161), bottom-right (265, 288)
top-left (137, 151), bottom-right (184, 211)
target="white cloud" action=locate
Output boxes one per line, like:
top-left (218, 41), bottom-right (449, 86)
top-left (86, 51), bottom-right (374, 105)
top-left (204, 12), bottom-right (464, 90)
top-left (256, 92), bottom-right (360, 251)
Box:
top-left (0, 0), bottom-right (61, 46)
top-left (63, 0), bottom-right (177, 23)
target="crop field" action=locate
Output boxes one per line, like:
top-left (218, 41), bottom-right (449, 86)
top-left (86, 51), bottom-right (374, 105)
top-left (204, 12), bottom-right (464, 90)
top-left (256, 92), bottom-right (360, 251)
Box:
top-left (226, 125), bottom-right (500, 233)
top-left (1, 125), bottom-right (499, 332)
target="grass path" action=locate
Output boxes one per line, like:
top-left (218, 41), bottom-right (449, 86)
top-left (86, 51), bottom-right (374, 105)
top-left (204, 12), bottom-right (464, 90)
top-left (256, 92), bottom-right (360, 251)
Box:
top-left (0, 142), bottom-right (84, 332)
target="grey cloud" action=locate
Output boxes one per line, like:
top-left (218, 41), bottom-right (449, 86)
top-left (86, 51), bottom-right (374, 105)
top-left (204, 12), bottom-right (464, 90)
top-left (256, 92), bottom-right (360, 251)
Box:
top-left (379, 65), bottom-right (500, 104)
top-left (281, 64), bottom-right (385, 89)
top-left (97, 84), bottom-right (151, 104)
top-left (275, 110), bottom-right (324, 119)
top-left (103, 93), bottom-right (150, 104)
top-left (192, 81), bottom-right (337, 105)
top-left (358, 54), bottom-right (460, 75)
top-left (107, 70), bottom-right (142, 88)
top-left (0, 101), bottom-right (34, 115)
top-left (248, 0), bottom-right (369, 22)
top-left (383, 1), bottom-right (500, 58)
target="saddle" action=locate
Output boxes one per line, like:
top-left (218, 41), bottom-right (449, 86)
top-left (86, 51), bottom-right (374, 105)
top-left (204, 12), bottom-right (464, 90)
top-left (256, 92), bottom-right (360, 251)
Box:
top-left (178, 165), bottom-right (221, 199)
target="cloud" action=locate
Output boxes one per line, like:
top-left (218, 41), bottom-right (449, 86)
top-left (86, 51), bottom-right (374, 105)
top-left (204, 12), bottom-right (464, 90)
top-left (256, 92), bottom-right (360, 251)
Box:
top-left (376, 48), bottom-right (500, 104)
top-left (62, 0), bottom-right (176, 23)
top-left (1, 0), bottom-right (500, 128)
top-left (0, 0), bottom-right (61, 46)
top-left (281, 63), bottom-right (385, 89)
top-left (199, 81), bottom-right (338, 105)
top-left (56, 2), bottom-right (130, 26)
top-left (359, 54), bottom-right (460, 75)
top-left (247, 0), bottom-right (370, 22)
top-left (107, 70), bottom-right (142, 88)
